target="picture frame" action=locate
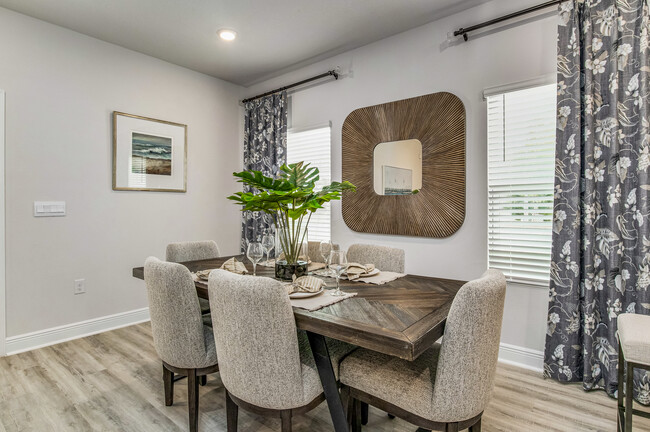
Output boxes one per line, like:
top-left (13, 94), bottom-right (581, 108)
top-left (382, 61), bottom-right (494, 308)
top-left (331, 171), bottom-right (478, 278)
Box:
top-left (112, 111), bottom-right (187, 192)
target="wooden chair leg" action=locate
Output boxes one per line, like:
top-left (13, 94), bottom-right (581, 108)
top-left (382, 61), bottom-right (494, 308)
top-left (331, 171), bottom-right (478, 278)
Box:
top-left (352, 398), bottom-right (362, 432)
top-left (445, 423), bottom-right (459, 432)
top-left (226, 391), bottom-right (238, 432)
top-left (163, 363), bottom-right (174, 406)
top-left (200, 375), bottom-right (207, 386)
top-left (280, 410), bottom-right (292, 432)
top-left (361, 402), bottom-right (369, 425)
top-left (625, 362), bottom-right (634, 432)
top-left (469, 417), bottom-right (482, 432)
top-left (188, 369), bottom-right (199, 432)
top-left (618, 343), bottom-right (625, 432)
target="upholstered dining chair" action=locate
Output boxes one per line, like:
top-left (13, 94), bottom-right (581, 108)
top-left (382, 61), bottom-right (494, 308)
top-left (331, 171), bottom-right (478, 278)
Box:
top-left (307, 241), bottom-right (340, 263)
top-left (144, 257), bottom-right (219, 432)
top-left (346, 243), bottom-right (405, 273)
top-left (166, 240), bottom-right (220, 316)
top-left (339, 269), bottom-right (506, 432)
top-left (207, 269), bottom-right (353, 432)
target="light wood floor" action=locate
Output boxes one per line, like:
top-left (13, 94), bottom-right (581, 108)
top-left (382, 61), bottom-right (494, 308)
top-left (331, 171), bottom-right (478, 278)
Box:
top-left (0, 322), bottom-right (648, 432)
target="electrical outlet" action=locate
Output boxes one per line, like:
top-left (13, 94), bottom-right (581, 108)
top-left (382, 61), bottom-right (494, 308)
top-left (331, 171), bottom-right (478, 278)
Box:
top-left (74, 279), bottom-right (85, 295)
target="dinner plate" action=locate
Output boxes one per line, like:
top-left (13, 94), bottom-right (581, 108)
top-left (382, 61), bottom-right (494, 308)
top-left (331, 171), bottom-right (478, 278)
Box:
top-left (289, 288), bottom-right (324, 299)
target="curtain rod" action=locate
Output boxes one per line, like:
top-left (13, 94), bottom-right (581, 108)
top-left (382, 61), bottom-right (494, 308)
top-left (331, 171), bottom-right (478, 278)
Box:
top-left (241, 69), bottom-right (339, 104)
top-left (453, 0), bottom-right (566, 41)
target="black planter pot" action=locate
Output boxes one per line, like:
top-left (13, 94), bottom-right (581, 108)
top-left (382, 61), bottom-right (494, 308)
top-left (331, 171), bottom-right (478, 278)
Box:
top-left (275, 260), bottom-right (308, 280)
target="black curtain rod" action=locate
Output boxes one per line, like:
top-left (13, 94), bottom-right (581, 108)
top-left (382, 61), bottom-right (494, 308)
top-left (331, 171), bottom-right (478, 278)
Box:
top-left (241, 69), bottom-right (339, 104)
top-left (453, 0), bottom-right (566, 41)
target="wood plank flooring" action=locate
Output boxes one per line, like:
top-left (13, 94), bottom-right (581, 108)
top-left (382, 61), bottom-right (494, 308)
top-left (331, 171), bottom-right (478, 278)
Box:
top-left (0, 322), bottom-right (648, 431)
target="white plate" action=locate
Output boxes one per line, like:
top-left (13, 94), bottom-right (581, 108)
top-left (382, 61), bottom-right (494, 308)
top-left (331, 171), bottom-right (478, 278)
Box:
top-left (343, 268), bottom-right (380, 278)
top-left (289, 288), bottom-right (325, 299)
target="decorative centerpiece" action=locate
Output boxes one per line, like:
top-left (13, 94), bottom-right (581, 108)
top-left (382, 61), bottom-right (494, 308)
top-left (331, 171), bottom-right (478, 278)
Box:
top-left (228, 162), bottom-right (356, 280)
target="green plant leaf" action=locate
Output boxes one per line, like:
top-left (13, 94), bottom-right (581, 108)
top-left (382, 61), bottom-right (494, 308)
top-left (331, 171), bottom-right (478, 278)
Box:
top-left (280, 162), bottom-right (319, 189)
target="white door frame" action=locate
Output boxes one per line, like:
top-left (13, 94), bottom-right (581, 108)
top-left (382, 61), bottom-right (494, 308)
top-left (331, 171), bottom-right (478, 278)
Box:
top-left (0, 89), bottom-right (5, 356)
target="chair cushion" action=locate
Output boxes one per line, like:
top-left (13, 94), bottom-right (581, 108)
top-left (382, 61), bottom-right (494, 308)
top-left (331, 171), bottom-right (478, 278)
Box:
top-left (340, 344), bottom-right (441, 419)
top-left (618, 313), bottom-right (650, 366)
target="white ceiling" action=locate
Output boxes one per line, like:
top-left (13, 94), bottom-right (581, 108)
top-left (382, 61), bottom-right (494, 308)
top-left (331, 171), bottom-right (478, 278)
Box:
top-left (0, 0), bottom-right (490, 86)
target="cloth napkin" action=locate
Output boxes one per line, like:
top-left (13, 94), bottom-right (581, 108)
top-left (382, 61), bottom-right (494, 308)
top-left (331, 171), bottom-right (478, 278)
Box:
top-left (219, 257), bottom-right (248, 275)
top-left (345, 263), bottom-right (375, 280)
top-left (285, 274), bottom-right (325, 295)
top-left (194, 269), bottom-right (218, 281)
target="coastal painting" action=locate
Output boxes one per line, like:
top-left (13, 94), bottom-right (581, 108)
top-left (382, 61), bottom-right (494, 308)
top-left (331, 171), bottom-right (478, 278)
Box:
top-left (131, 132), bottom-right (172, 176)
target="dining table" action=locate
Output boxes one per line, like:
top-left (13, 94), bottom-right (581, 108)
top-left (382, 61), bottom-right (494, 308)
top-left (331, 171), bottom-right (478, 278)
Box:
top-left (132, 254), bottom-right (466, 432)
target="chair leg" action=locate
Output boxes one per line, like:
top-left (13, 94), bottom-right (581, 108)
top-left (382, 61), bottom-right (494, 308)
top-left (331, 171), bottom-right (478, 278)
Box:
top-left (352, 398), bottom-right (362, 432)
top-left (445, 423), bottom-right (459, 432)
top-left (361, 402), bottom-right (369, 425)
top-left (280, 410), bottom-right (292, 432)
top-left (163, 363), bottom-right (174, 406)
top-left (469, 417), bottom-right (482, 432)
top-left (226, 391), bottom-right (238, 432)
top-left (625, 362), bottom-right (634, 432)
top-left (188, 369), bottom-right (199, 432)
top-left (618, 343), bottom-right (625, 432)
top-left (200, 375), bottom-right (207, 386)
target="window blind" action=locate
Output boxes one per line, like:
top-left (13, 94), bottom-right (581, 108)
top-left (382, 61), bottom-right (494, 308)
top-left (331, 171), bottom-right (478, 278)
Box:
top-left (487, 84), bottom-right (556, 286)
top-left (286, 125), bottom-right (332, 242)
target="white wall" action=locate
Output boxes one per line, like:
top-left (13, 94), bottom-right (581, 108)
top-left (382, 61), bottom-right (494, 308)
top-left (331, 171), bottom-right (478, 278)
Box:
top-left (245, 0), bottom-right (555, 360)
top-left (0, 7), bottom-right (243, 337)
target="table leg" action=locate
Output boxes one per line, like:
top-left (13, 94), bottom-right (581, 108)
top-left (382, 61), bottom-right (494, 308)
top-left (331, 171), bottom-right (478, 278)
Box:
top-left (306, 331), bottom-right (349, 432)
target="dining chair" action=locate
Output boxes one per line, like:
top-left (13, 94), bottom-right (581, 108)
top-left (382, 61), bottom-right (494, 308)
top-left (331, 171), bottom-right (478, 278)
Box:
top-left (207, 269), bottom-right (353, 432)
top-left (144, 257), bottom-right (219, 432)
top-left (339, 269), bottom-right (506, 432)
top-left (616, 313), bottom-right (650, 432)
top-left (307, 241), bottom-right (340, 263)
top-left (166, 240), bottom-right (220, 316)
top-left (346, 243), bottom-right (405, 273)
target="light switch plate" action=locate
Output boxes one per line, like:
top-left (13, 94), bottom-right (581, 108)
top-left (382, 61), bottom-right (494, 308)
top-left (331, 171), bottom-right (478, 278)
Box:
top-left (34, 201), bottom-right (66, 217)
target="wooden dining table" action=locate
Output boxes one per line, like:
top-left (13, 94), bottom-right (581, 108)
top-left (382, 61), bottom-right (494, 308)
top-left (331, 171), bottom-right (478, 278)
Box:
top-left (132, 255), bottom-right (466, 432)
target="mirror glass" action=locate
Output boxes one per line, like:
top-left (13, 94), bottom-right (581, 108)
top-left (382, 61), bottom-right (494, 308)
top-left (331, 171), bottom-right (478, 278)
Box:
top-left (373, 139), bottom-right (422, 195)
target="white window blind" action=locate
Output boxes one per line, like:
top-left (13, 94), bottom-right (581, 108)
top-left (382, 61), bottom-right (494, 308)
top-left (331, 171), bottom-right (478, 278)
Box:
top-left (487, 84), bottom-right (556, 286)
top-left (287, 125), bottom-right (331, 242)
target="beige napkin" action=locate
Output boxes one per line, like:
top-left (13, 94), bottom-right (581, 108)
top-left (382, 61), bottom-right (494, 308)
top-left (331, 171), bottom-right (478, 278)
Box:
top-left (286, 274), bottom-right (325, 295)
top-left (194, 269), bottom-right (219, 281)
top-left (219, 257), bottom-right (248, 275)
top-left (308, 262), bottom-right (327, 272)
top-left (345, 263), bottom-right (375, 280)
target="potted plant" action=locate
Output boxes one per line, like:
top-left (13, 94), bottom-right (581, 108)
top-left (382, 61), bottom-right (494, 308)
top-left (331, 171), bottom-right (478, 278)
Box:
top-left (228, 162), bottom-right (356, 280)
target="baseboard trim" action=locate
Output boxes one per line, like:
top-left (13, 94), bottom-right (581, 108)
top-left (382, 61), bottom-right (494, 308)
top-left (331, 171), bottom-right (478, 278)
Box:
top-left (5, 307), bottom-right (150, 356)
top-left (498, 342), bottom-right (544, 372)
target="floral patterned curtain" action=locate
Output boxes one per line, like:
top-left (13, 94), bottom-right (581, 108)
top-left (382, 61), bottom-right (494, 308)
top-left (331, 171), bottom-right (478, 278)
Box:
top-left (546, 0), bottom-right (650, 404)
top-left (241, 92), bottom-right (287, 252)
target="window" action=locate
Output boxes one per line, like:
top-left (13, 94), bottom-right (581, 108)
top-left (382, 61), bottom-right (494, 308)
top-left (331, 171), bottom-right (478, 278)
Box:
top-left (286, 124), bottom-right (331, 242)
top-left (487, 84), bottom-right (556, 286)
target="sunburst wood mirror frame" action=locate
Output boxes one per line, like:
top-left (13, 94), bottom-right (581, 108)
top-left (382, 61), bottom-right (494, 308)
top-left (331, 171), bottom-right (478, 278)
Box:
top-left (342, 92), bottom-right (466, 237)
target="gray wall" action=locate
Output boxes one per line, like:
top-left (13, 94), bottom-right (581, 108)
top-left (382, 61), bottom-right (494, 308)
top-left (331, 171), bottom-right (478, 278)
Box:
top-left (245, 0), bottom-right (555, 364)
top-left (0, 7), bottom-right (243, 336)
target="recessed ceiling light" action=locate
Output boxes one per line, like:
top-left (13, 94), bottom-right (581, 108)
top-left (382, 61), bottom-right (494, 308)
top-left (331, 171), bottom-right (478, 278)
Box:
top-left (218, 29), bottom-right (237, 41)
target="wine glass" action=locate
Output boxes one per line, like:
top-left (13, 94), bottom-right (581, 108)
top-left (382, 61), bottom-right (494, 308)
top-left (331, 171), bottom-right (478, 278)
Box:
top-left (319, 240), bottom-right (333, 275)
top-left (261, 231), bottom-right (275, 265)
top-left (328, 249), bottom-right (348, 297)
top-left (246, 242), bottom-right (264, 276)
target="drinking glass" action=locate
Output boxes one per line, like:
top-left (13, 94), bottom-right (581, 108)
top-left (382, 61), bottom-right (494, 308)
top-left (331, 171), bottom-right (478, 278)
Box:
top-left (261, 231), bottom-right (275, 265)
top-left (246, 242), bottom-right (264, 276)
top-left (328, 249), bottom-right (348, 297)
top-left (319, 240), bottom-right (333, 276)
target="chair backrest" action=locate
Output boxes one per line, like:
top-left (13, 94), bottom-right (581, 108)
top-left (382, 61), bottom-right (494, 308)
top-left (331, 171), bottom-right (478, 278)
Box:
top-left (208, 270), bottom-right (309, 410)
top-left (307, 241), bottom-right (340, 263)
top-left (166, 240), bottom-right (220, 263)
top-left (346, 243), bottom-right (405, 273)
top-left (430, 269), bottom-right (506, 422)
top-left (144, 257), bottom-right (215, 369)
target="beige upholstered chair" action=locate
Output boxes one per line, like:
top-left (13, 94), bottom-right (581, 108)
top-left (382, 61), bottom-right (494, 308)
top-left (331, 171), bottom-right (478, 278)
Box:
top-left (144, 257), bottom-right (219, 432)
top-left (340, 270), bottom-right (506, 432)
top-left (346, 243), bottom-right (405, 273)
top-left (616, 313), bottom-right (650, 432)
top-left (208, 270), bottom-right (352, 431)
top-left (166, 240), bottom-right (220, 315)
top-left (307, 241), bottom-right (340, 263)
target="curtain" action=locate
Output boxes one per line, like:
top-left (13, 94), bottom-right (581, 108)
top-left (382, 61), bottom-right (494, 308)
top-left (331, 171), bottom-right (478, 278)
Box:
top-left (241, 92), bottom-right (287, 252)
top-left (545, 0), bottom-right (650, 404)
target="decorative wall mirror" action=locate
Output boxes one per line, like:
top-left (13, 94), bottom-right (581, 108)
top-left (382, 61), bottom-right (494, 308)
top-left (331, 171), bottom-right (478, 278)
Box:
top-left (342, 92), bottom-right (466, 237)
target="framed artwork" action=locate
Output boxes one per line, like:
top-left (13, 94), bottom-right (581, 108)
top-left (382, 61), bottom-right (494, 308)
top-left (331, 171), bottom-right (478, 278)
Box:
top-left (112, 111), bottom-right (187, 192)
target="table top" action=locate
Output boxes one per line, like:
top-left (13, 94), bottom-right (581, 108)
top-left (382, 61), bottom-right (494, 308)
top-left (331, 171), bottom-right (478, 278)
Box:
top-left (132, 255), bottom-right (466, 361)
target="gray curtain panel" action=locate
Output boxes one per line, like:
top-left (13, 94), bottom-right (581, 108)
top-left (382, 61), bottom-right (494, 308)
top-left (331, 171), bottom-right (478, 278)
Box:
top-left (241, 92), bottom-right (287, 252)
top-left (545, 0), bottom-right (650, 405)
